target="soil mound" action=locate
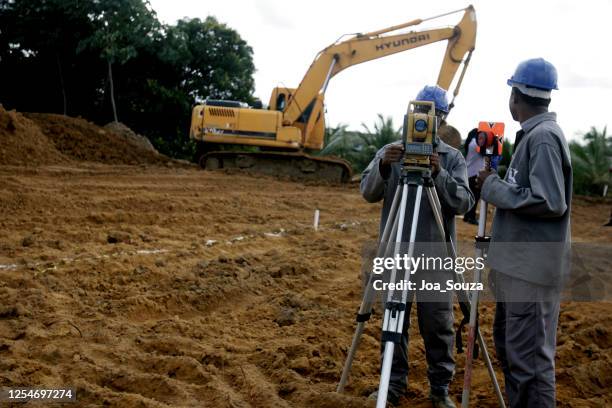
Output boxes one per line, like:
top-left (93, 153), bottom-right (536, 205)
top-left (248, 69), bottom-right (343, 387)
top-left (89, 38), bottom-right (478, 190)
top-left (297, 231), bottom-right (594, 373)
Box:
top-left (0, 106), bottom-right (66, 166)
top-left (104, 121), bottom-right (158, 154)
top-left (25, 113), bottom-right (167, 165)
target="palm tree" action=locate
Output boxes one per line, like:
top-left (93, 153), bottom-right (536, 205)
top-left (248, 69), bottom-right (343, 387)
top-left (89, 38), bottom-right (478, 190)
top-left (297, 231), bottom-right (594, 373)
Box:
top-left (319, 115), bottom-right (402, 173)
top-left (319, 124), bottom-right (352, 156)
top-left (497, 139), bottom-right (513, 179)
top-left (353, 114), bottom-right (402, 172)
top-left (570, 126), bottom-right (611, 195)
top-left (359, 114), bottom-right (402, 153)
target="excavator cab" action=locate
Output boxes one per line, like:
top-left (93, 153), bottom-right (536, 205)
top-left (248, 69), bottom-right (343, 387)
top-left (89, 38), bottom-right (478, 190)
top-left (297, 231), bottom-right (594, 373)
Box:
top-left (268, 87), bottom-right (326, 149)
top-left (268, 87), bottom-right (292, 111)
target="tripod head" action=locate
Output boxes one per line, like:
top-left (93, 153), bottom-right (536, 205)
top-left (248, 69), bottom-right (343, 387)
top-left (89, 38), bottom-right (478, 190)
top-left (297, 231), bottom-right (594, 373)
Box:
top-left (475, 121), bottom-right (505, 170)
top-left (401, 100), bottom-right (439, 170)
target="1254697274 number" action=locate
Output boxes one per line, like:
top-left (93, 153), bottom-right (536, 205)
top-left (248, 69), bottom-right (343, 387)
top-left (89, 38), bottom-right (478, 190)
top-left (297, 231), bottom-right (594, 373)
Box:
top-left (0, 388), bottom-right (76, 402)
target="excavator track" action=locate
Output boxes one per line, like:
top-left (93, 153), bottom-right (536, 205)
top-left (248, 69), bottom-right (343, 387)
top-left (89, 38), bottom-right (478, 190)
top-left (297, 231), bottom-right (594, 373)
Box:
top-left (199, 151), bottom-right (352, 183)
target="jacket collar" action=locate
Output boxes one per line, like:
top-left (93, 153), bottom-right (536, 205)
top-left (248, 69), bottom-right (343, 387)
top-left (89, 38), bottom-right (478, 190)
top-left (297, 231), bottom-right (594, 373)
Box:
top-left (520, 112), bottom-right (557, 133)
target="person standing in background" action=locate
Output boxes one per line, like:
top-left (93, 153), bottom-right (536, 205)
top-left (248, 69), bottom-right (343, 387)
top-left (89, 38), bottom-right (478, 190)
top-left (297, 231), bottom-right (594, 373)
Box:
top-left (438, 125), bottom-right (462, 150)
top-left (463, 129), bottom-right (483, 225)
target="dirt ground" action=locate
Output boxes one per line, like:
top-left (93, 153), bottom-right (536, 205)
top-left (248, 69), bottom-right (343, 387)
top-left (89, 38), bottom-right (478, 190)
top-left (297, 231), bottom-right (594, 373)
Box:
top-left (0, 162), bottom-right (610, 408)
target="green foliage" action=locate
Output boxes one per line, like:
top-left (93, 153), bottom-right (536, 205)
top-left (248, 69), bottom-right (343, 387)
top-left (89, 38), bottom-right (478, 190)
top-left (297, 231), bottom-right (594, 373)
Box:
top-left (359, 114), bottom-right (401, 157)
top-left (497, 139), bottom-right (513, 179)
top-left (500, 139), bottom-right (513, 166)
top-left (321, 123), bottom-right (347, 148)
top-left (77, 0), bottom-right (159, 64)
top-left (0, 0), bottom-right (256, 159)
top-left (355, 114), bottom-right (402, 172)
top-left (319, 114), bottom-right (402, 173)
top-left (164, 17), bottom-right (255, 103)
top-left (77, 0), bottom-right (160, 122)
top-left (570, 127), bottom-right (611, 196)
top-left (0, 0), bottom-right (103, 115)
top-left (319, 124), bottom-right (351, 157)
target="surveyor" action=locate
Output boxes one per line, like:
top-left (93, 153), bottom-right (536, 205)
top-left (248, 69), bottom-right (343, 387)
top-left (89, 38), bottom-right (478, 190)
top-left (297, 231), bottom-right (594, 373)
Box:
top-left (361, 85), bottom-right (474, 408)
top-left (477, 58), bottom-right (572, 408)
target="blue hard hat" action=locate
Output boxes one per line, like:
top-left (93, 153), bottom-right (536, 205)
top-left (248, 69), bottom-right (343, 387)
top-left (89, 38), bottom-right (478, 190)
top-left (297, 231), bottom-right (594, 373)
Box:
top-left (507, 58), bottom-right (558, 90)
top-left (416, 85), bottom-right (449, 113)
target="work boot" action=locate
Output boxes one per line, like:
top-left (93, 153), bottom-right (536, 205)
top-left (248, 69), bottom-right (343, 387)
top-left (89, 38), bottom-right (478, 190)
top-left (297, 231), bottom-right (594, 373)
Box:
top-left (430, 393), bottom-right (456, 408)
top-left (368, 390), bottom-right (401, 407)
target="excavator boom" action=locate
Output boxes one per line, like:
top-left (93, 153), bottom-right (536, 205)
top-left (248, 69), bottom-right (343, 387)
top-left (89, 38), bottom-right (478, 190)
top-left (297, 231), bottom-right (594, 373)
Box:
top-left (283, 5), bottom-right (476, 126)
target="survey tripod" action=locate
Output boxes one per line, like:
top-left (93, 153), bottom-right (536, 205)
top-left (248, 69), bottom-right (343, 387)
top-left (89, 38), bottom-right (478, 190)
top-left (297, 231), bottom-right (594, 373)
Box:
top-left (460, 163), bottom-right (492, 407)
top-left (336, 148), bottom-right (505, 407)
top-left (461, 122), bottom-right (505, 407)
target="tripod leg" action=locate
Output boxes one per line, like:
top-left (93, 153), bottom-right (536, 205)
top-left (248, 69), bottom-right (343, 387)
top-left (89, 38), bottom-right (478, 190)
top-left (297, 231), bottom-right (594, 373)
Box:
top-left (426, 188), bottom-right (506, 407)
top-left (462, 198), bottom-right (487, 407)
top-left (477, 330), bottom-right (506, 407)
top-left (377, 183), bottom-right (422, 408)
top-left (457, 273), bottom-right (506, 408)
top-left (337, 186), bottom-right (403, 392)
top-left (425, 186), bottom-right (446, 243)
top-left (350, 187), bottom-right (402, 315)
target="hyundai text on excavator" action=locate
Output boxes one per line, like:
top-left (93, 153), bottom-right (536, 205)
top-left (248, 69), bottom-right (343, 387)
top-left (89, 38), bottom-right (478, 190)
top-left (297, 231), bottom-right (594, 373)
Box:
top-left (190, 6), bottom-right (477, 182)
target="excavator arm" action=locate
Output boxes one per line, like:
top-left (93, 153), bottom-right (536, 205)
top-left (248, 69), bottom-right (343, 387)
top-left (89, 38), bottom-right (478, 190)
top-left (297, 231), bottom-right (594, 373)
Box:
top-left (282, 5), bottom-right (477, 125)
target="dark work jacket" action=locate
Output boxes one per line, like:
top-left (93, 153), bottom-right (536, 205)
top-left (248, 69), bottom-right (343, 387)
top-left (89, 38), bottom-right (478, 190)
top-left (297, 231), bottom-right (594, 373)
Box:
top-left (482, 112), bottom-right (572, 286)
top-left (360, 140), bottom-right (473, 244)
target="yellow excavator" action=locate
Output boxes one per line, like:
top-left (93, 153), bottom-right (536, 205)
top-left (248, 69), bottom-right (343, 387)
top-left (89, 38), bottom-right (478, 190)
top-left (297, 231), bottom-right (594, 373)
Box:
top-left (190, 5), bottom-right (477, 182)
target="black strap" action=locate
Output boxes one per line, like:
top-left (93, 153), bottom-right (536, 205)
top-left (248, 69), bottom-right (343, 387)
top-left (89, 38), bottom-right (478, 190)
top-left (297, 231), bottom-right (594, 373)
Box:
top-left (456, 302), bottom-right (470, 353)
top-left (356, 312), bottom-right (371, 322)
top-left (382, 332), bottom-right (402, 343)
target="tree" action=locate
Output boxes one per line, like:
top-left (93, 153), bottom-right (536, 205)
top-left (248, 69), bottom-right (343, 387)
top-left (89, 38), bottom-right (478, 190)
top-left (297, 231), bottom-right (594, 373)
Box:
top-left (497, 139), bottom-right (513, 179)
top-left (319, 115), bottom-right (402, 173)
top-left (570, 127), bottom-right (611, 195)
top-left (348, 114), bottom-right (402, 172)
top-left (319, 124), bottom-right (350, 155)
top-left (0, 0), bottom-right (100, 116)
top-left (0, 1), bottom-right (257, 160)
top-left (78, 0), bottom-right (160, 122)
top-left (359, 114), bottom-right (401, 158)
top-left (143, 17), bottom-right (256, 158)
top-left (163, 17), bottom-right (255, 103)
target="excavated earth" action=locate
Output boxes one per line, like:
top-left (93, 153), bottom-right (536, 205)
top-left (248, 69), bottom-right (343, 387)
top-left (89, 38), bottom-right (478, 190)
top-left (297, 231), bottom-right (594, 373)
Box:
top-left (0, 109), bottom-right (611, 407)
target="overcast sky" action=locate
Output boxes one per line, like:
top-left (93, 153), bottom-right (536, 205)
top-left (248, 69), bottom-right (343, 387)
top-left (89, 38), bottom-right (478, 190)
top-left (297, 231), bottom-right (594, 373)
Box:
top-left (149, 0), bottom-right (611, 143)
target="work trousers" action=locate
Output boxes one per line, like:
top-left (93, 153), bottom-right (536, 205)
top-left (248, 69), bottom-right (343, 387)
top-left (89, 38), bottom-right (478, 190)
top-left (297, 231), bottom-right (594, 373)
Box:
top-left (492, 271), bottom-right (560, 408)
top-left (381, 271), bottom-right (455, 398)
